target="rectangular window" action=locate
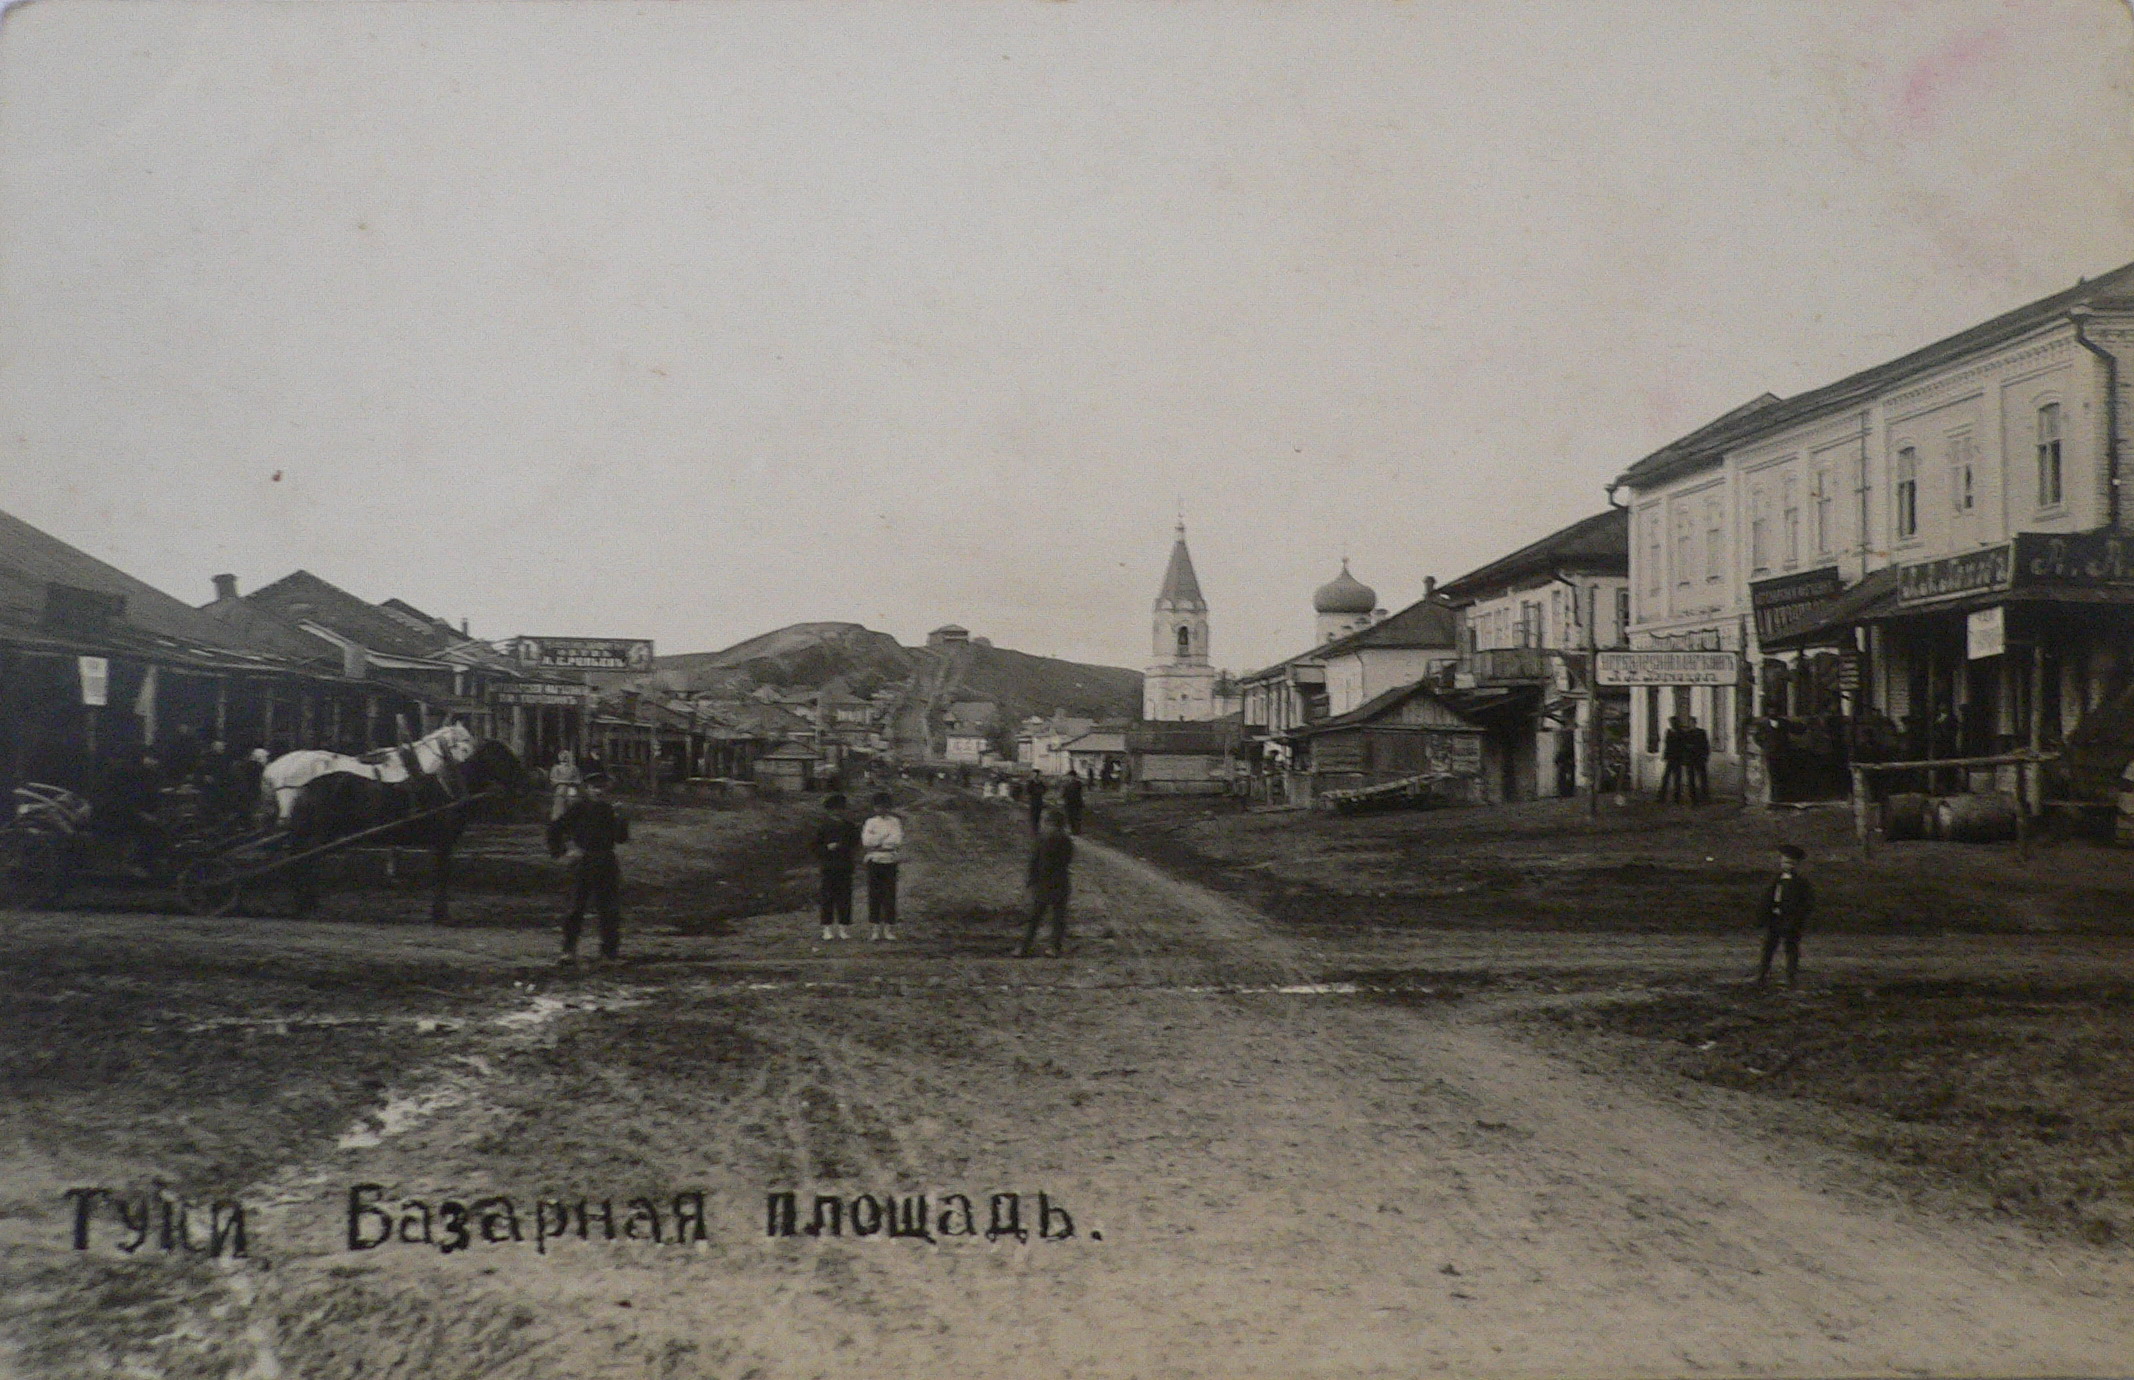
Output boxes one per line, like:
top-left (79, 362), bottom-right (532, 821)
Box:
top-left (1895, 445), bottom-right (1919, 540)
top-left (2037, 402), bottom-right (2063, 508)
top-left (1854, 450), bottom-right (1871, 552)
top-left (1949, 430), bottom-right (1975, 513)
top-left (1645, 512), bottom-right (1663, 599)
top-left (1703, 498), bottom-right (1723, 584)
top-left (1673, 505), bottom-right (1695, 588)
top-left (1749, 489), bottom-right (1770, 573)
top-left (1645, 687), bottom-right (1661, 754)
top-left (1782, 475), bottom-right (1800, 566)
top-left (1614, 587), bottom-right (1629, 646)
top-left (1812, 469), bottom-right (1833, 555)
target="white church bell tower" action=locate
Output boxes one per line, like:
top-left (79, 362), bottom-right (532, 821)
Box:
top-left (1144, 521), bottom-right (1219, 721)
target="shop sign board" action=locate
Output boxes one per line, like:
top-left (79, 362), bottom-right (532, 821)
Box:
top-left (1836, 652), bottom-right (1863, 692)
top-left (491, 683), bottom-right (595, 707)
top-left (510, 637), bottom-right (654, 671)
top-left (1966, 606), bottom-right (2005, 661)
top-left (1594, 651), bottom-right (1740, 686)
top-left (1749, 566), bottom-right (1845, 643)
top-left (76, 656), bottom-right (108, 706)
top-left (2012, 531), bottom-right (2134, 591)
top-left (1900, 544), bottom-right (2013, 605)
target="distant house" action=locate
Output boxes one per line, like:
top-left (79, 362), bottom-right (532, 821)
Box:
top-left (945, 725), bottom-right (992, 765)
top-left (1019, 712), bottom-right (1096, 776)
top-left (1126, 718), bottom-right (1242, 795)
top-left (1062, 728), bottom-right (1129, 781)
top-left (752, 741), bottom-right (821, 792)
top-left (1287, 681), bottom-right (1503, 803)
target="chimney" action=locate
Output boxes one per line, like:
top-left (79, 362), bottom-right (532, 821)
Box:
top-left (460, 617), bottom-right (470, 636)
top-left (1424, 576), bottom-right (1438, 599)
top-left (212, 574), bottom-right (238, 601)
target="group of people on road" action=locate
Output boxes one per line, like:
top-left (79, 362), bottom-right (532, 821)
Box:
top-left (1656, 715), bottom-right (1712, 805)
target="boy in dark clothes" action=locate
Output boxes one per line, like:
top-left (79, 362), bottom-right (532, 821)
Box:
top-left (1754, 843), bottom-right (1814, 988)
top-left (1025, 776), bottom-right (1048, 833)
top-left (1019, 806), bottom-right (1075, 958)
top-left (1061, 773), bottom-right (1085, 835)
top-left (814, 793), bottom-right (860, 941)
top-left (547, 772), bottom-right (630, 963)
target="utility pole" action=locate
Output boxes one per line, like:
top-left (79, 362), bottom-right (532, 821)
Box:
top-left (1588, 583), bottom-right (1602, 821)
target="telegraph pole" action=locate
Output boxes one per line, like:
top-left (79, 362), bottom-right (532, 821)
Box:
top-left (1588, 584), bottom-right (1602, 821)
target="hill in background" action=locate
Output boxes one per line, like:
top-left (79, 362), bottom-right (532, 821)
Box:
top-left (632, 622), bottom-right (1142, 747)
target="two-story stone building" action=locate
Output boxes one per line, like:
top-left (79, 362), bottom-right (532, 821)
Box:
top-left (1614, 263), bottom-right (2134, 804)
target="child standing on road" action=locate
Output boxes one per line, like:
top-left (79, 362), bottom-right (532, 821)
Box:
top-left (861, 792), bottom-right (905, 942)
top-left (814, 793), bottom-right (860, 941)
top-left (1019, 806), bottom-right (1075, 958)
top-left (1753, 843), bottom-right (1814, 988)
top-left (547, 772), bottom-right (630, 963)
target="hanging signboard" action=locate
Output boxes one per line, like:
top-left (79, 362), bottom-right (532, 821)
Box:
top-left (1593, 651), bottom-right (1740, 686)
top-left (76, 656), bottom-right (109, 706)
top-left (1748, 566), bottom-right (1845, 644)
top-left (1966, 606), bottom-right (2006, 660)
top-left (509, 637), bottom-right (655, 671)
top-left (1900, 544), bottom-right (2014, 605)
top-left (491, 683), bottom-right (596, 707)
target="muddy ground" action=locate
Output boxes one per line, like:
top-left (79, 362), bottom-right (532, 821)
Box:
top-left (3, 788), bottom-right (2133, 1378)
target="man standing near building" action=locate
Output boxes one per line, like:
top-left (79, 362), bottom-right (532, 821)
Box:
top-left (1025, 775), bottom-right (1048, 833)
top-left (1658, 715), bottom-right (1688, 804)
top-left (1684, 716), bottom-right (1712, 805)
top-left (814, 792), bottom-right (859, 941)
top-left (861, 791), bottom-right (904, 942)
top-left (1019, 806), bottom-right (1075, 958)
top-left (1061, 772), bottom-right (1085, 835)
top-left (547, 771), bottom-right (629, 963)
top-left (1753, 843), bottom-right (1814, 988)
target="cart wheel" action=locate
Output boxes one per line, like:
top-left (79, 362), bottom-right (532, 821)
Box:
top-left (1, 832), bottom-right (71, 907)
top-left (176, 858), bottom-right (244, 917)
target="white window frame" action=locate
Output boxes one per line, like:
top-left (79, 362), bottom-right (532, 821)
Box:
top-left (1894, 445), bottom-right (1920, 542)
top-left (2036, 400), bottom-right (2064, 510)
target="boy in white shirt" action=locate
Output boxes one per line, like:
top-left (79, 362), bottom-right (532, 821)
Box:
top-left (860, 792), bottom-right (905, 942)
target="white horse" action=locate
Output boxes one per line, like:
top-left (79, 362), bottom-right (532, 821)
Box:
top-left (259, 723), bottom-right (480, 824)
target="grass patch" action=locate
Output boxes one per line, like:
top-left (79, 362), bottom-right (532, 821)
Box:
top-left (1537, 979), bottom-right (2134, 1244)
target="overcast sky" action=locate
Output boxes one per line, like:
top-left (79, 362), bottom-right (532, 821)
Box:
top-left (3, 0), bottom-right (2130, 672)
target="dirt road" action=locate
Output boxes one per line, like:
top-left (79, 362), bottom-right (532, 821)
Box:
top-left (6, 792), bottom-right (2133, 1378)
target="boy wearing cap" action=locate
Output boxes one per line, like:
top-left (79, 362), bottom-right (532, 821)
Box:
top-left (547, 772), bottom-right (630, 962)
top-left (814, 793), bottom-right (860, 941)
top-left (1754, 843), bottom-right (1814, 987)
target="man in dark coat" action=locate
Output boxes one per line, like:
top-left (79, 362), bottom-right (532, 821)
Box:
top-left (1658, 716), bottom-right (1689, 803)
top-left (814, 793), bottom-right (860, 941)
top-left (1683, 718), bottom-right (1712, 804)
top-left (1061, 773), bottom-right (1085, 835)
top-left (1018, 806), bottom-right (1075, 958)
top-left (95, 749), bottom-right (166, 871)
top-left (547, 772), bottom-right (630, 962)
top-left (1025, 776), bottom-right (1048, 833)
top-left (1754, 843), bottom-right (1814, 987)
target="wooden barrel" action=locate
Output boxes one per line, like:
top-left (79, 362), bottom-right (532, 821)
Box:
top-left (1935, 792), bottom-right (2019, 843)
top-left (1883, 792), bottom-right (1931, 841)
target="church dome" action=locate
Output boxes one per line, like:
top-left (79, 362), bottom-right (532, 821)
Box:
top-left (1312, 561), bottom-right (1377, 614)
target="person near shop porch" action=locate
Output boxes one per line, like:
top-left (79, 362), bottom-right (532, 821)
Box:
top-left (547, 771), bottom-right (629, 963)
top-left (1753, 844), bottom-right (1814, 988)
top-left (1683, 717), bottom-right (1712, 804)
top-left (815, 792), bottom-right (860, 941)
top-left (1061, 772), bottom-right (1085, 835)
top-left (548, 749), bottom-right (585, 822)
top-left (1658, 716), bottom-right (1689, 803)
top-left (1018, 806), bottom-right (1075, 958)
top-left (1025, 775), bottom-right (1048, 833)
top-left (861, 792), bottom-right (904, 942)
top-left (95, 748), bottom-right (167, 873)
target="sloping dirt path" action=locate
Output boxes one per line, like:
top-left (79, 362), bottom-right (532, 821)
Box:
top-left (10, 796), bottom-right (2133, 1378)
